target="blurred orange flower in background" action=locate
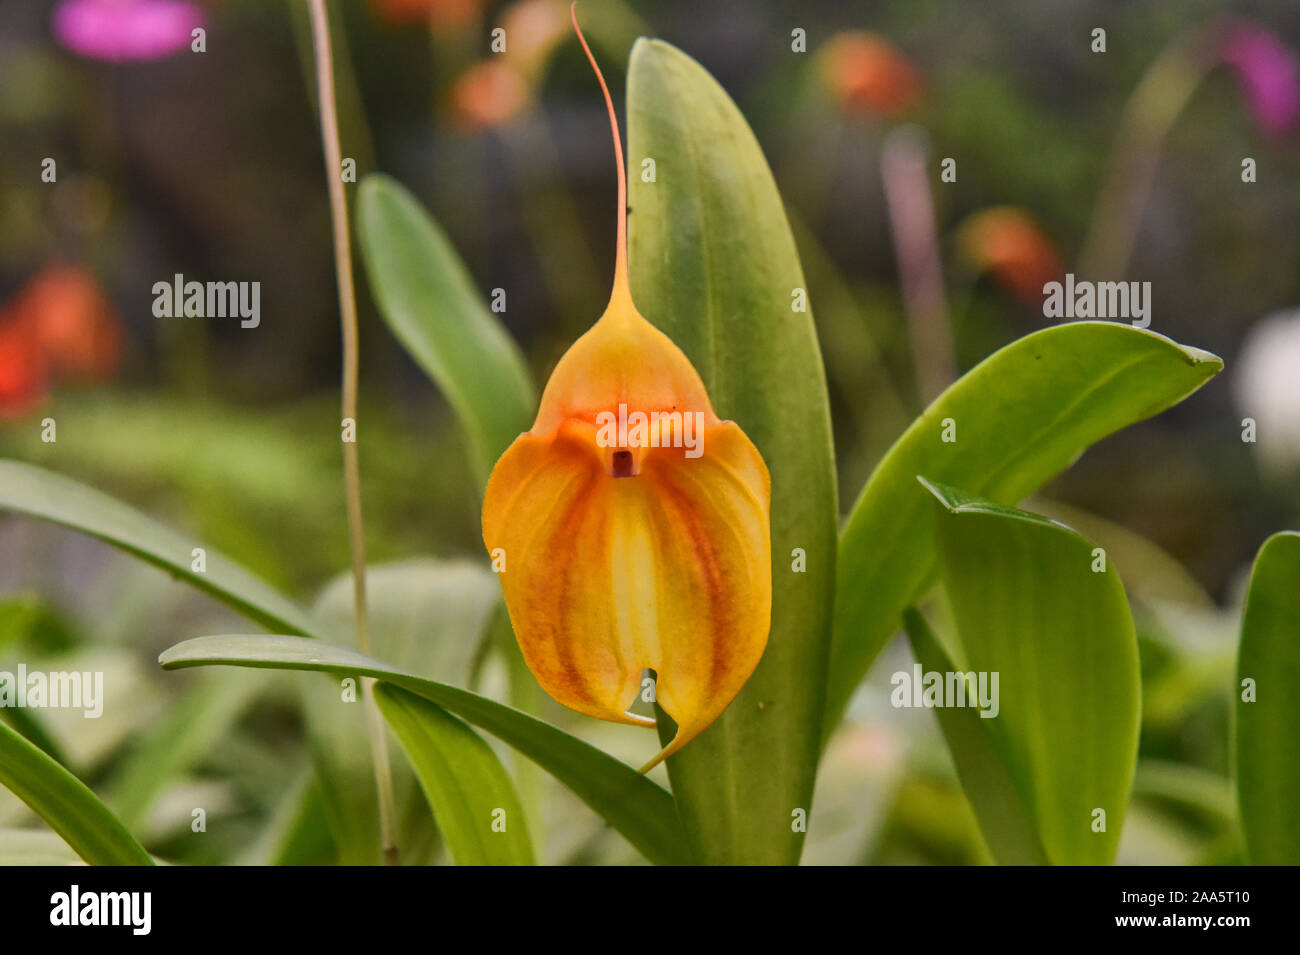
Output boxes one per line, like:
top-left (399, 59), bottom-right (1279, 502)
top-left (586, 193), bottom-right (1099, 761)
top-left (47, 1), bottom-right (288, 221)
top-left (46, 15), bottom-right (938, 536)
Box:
top-left (500, 0), bottom-right (569, 79)
top-left (956, 207), bottom-right (1064, 306)
top-left (448, 0), bottom-right (573, 131)
top-left (0, 264), bottom-right (122, 419)
top-left (450, 59), bottom-right (530, 130)
top-left (821, 31), bottom-right (925, 118)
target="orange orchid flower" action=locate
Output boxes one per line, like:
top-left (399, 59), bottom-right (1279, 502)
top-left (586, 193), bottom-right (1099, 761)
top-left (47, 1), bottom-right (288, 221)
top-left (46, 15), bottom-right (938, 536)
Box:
top-left (482, 6), bottom-right (772, 773)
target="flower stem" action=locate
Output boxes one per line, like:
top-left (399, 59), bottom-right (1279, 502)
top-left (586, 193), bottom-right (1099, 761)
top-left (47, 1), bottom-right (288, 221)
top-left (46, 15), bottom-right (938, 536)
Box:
top-left (306, 0), bottom-right (399, 866)
top-left (1077, 23), bottom-right (1217, 280)
top-left (881, 125), bottom-right (957, 405)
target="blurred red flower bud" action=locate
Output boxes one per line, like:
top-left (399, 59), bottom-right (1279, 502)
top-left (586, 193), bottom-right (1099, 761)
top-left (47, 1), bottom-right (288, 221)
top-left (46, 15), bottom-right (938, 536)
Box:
top-left (6, 265), bottom-right (122, 382)
top-left (0, 315), bottom-right (48, 420)
top-left (957, 207), bottom-right (1064, 307)
top-left (370, 0), bottom-right (481, 31)
top-left (821, 31), bottom-right (925, 118)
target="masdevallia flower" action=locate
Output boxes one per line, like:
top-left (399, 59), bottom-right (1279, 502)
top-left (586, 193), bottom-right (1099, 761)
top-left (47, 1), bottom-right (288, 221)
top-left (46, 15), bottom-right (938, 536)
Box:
top-left (482, 6), bottom-right (772, 773)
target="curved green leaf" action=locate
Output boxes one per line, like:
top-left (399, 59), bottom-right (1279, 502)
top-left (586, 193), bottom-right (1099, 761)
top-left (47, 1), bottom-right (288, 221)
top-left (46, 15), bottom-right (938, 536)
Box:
top-left (829, 324), bottom-right (1221, 731)
top-left (307, 559), bottom-right (503, 865)
top-left (0, 459), bottom-right (321, 639)
top-left (357, 174), bottom-right (536, 486)
top-left (1235, 530), bottom-right (1300, 864)
top-left (0, 719), bottom-right (152, 866)
top-left (903, 608), bottom-right (1048, 865)
top-left (628, 36), bottom-right (838, 866)
top-left (375, 684), bottom-right (535, 865)
top-left (158, 634), bottom-right (693, 865)
top-left (923, 479), bottom-right (1140, 865)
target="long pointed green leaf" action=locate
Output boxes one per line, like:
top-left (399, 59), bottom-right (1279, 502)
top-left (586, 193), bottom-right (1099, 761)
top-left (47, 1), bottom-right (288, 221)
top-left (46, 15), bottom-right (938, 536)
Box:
top-left (357, 174), bottom-right (536, 486)
top-left (829, 324), bottom-right (1221, 731)
top-left (158, 634), bottom-right (693, 865)
top-left (375, 684), bottom-right (535, 865)
top-left (628, 36), bottom-right (838, 866)
top-left (903, 609), bottom-right (1049, 864)
top-left (0, 719), bottom-right (152, 866)
top-left (1235, 530), bottom-right (1300, 864)
top-left (307, 558), bottom-right (502, 865)
top-left (0, 459), bottom-right (321, 639)
top-left (924, 480), bottom-right (1140, 865)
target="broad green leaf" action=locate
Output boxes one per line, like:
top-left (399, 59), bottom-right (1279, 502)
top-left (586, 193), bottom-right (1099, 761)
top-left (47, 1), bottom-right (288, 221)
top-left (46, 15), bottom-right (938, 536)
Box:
top-left (903, 609), bottom-right (1049, 865)
top-left (375, 684), bottom-right (535, 865)
top-left (1235, 531), bottom-right (1300, 864)
top-left (159, 634), bottom-right (693, 865)
top-left (1030, 499), bottom-right (1214, 610)
top-left (0, 718), bottom-right (152, 866)
top-left (924, 479), bottom-right (1140, 865)
top-left (0, 707), bottom-right (70, 771)
top-left (829, 324), bottom-right (1221, 731)
top-left (357, 174), bottom-right (536, 486)
top-left (628, 37), bottom-right (838, 866)
top-left (0, 460), bottom-right (322, 639)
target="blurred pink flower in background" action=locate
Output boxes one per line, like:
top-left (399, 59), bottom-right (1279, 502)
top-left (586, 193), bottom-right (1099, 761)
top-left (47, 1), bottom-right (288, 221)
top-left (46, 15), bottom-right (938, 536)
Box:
top-left (52, 0), bottom-right (203, 63)
top-left (1219, 20), bottom-right (1299, 136)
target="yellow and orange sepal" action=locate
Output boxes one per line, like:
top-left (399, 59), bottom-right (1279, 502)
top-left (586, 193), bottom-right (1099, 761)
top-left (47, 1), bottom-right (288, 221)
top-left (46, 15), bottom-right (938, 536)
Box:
top-left (482, 6), bottom-right (772, 772)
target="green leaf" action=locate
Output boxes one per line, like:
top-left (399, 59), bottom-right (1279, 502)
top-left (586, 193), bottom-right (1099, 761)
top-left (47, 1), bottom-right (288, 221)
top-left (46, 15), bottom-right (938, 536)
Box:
top-left (903, 608), bottom-right (1049, 865)
top-left (628, 37), bottom-right (838, 866)
top-left (237, 769), bottom-right (336, 866)
top-left (306, 558), bottom-right (502, 865)
top-left (0, 459), bottom-right (322, 639)
top-left (313, 557), bottom-right (500, 684)
top-left (829, 324), bottom-right (1221, 730)
top-left (357, 174), bottom-right (537, 486)
top-left (159, 634), bottom-right (693, 865)
top-left (1235, 530), bottom-right (1300, 864)
top-left (922, 479), bottom-right (1140, 864)
top-left (375, 684), bottom-right (535, 865)
top-left (0, 718), bottom-right (152, 866)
